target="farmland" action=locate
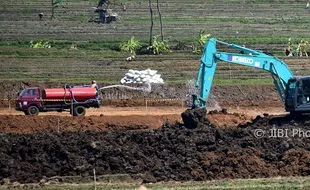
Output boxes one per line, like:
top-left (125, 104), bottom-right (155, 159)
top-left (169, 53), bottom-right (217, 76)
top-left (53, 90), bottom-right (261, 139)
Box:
top-left (0, 0), bottom-right (310, 84)
top-left (1, 0), bottom-right (310, 189)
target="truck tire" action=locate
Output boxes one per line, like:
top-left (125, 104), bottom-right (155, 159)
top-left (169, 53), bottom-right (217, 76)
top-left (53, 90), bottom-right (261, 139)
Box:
top-left (73, 106), bottom-right (86, 116)
top-left (26, 105), bottom-right (39, 116)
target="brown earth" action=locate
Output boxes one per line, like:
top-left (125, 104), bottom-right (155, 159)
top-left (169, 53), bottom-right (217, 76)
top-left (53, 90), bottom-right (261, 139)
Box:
top-left (0, 81), bottom-right (299, 185)
top-left (0, 115), bottom-right (180, 134)
top-left (0, 80), bottom-right (283, 133)
top-left (0, 101), bottom-right (284, 136)
top-left (0, 106), bottom-right (259, 134)
top-left (0, 81), bottom-right (282, 108)
top-left (1, 110), bottom-right (310, 184)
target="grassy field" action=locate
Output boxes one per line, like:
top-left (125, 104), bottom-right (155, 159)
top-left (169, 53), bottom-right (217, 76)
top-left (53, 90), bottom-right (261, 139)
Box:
top-left (0, 0), bottom-right (310, 84)
top-left (0, 50), bottom-right (308, 84)
top-left (3, 176), bottom-right (310, 190)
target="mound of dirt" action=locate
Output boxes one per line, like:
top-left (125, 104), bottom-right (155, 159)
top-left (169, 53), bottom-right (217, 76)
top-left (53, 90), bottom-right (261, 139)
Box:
top-left (1, 114), bottom-right (310, 183)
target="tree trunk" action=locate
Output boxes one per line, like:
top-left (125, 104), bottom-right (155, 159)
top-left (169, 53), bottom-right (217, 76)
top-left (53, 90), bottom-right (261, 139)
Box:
top-left (149, 0), bottom-right (154, 46)
top-left (156, 0), bottom-right (164, 41)
top-left (51, 0), bottom-right (55, 19)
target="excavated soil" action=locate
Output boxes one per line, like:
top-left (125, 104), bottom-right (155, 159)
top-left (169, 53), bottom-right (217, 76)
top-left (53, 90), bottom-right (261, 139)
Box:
top-left (0, 81), bottom-right (301, 184)
top-left (1, 110), bottom-right (310, 184)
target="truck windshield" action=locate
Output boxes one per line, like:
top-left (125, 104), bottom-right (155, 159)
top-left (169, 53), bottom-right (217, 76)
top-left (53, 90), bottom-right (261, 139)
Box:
top-left (19, 89), bottom-right (27, 97)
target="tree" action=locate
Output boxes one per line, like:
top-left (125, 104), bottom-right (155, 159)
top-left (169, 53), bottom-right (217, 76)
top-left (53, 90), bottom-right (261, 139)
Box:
top-left (156, 0), bottom-right (164, 41)
top-left (149, 0), bottom-right (154, 46)
top-left (148, 0), bottom-right (165, 50)
top-left (51, 0), bottom-right (63, 19)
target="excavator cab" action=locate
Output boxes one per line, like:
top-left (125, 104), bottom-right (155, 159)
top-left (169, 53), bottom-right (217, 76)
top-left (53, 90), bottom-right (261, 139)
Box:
top-left (285, 77), bottom-right (310, 113)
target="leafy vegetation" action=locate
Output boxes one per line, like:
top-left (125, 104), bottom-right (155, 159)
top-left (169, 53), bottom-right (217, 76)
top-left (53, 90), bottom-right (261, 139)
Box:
top-left (192, 31), bottom-right (211, 54)
top-left (119, 36), bottom-right (141, 56)
top-left (147, 35), bottom-right (171, 55)
top-left (29, 40), bottom-right (52, 49)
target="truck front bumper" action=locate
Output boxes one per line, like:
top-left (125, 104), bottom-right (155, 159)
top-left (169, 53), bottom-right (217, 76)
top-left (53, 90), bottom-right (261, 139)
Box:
top-left (15, 102), bottom-right (23, 111)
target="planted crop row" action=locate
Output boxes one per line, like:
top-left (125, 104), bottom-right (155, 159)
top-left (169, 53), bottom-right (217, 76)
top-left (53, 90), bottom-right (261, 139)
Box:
top-left (1, 0), bottom-right (309, 43)
top-left (0, 55), bottom-right (308, 84)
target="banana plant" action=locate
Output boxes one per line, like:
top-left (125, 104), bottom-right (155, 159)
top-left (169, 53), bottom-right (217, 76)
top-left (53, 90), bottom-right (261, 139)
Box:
top-left (192, 31), bottom-right (210, 54)
top-left (120, 36), bottom-right (141, 56)
top-left (30, 40), bottom-right (51, 48)
top-left (147, 35), bottom-right (171, 55)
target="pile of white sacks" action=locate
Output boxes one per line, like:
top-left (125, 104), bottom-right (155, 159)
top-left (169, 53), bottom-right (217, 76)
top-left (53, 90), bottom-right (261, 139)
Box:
top-left (120, 68), bottom-right (164, 84)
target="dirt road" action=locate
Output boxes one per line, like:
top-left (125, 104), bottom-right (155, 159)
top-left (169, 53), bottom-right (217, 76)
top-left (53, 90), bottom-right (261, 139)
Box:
top-left (0, 105), bottom-right (285, 117)
top-left (0, 106), bottom-right (286, 134)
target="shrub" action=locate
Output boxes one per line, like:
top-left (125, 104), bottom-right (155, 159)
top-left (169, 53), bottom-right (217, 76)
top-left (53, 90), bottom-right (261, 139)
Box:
top-left (192, 31), bottom-right (210, 54)
top-left (29, 40), bottom-right (51, 48)
top-left (120, 36), bottom-right (141, 56)
top-left (147, 35), bottom-right (172, 55)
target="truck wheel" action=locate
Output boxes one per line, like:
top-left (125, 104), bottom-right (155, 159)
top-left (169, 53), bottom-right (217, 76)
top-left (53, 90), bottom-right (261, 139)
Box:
top-left (27, 106), bottom-right (39, 115)
top-left (73, 106), bottom-right (86, 116)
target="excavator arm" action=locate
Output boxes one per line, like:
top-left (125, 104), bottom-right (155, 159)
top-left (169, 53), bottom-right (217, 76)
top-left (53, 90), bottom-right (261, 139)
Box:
top-left (192, 38), bottom-right (294, 108)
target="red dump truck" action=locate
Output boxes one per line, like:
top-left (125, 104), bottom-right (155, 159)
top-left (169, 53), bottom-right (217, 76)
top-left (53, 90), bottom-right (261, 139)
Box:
top-left (16, 85), bottom-right (101, 116)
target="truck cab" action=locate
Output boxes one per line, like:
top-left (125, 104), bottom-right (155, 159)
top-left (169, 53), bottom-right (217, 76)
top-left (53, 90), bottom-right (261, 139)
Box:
top-left (16, 87), bottom-right (41, 115)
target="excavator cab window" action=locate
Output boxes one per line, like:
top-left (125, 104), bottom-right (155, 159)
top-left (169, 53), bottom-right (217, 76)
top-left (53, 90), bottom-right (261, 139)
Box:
top-left (287, 80), bottom-right (296, 98)
top-left (286, 79), bottom-right (296, 108)
top-left (297, 79), bottom-right (310, 106)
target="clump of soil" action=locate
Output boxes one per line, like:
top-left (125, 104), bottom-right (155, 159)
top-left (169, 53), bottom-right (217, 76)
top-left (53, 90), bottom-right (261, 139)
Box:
top-left (181, 108), bottom-right (252, 129)
top-left (1, 113), bottom-right (310, 183)
top-left (181, 108), bottom-right (208, 129)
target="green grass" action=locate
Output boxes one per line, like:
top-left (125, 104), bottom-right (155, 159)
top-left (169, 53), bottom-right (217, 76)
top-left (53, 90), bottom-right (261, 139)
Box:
top-left (213, 78), bottom-right (273, 85)
top-left (5, 177), bottom-right (310, 190)
top-left (0, 47), bottom-right (305, 85)
top-left (1, 0), bottom-right (310, 85)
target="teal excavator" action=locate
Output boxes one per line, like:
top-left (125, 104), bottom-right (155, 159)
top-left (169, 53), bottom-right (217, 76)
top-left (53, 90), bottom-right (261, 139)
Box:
top-left (192, 38), bottom-right (310, 114)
